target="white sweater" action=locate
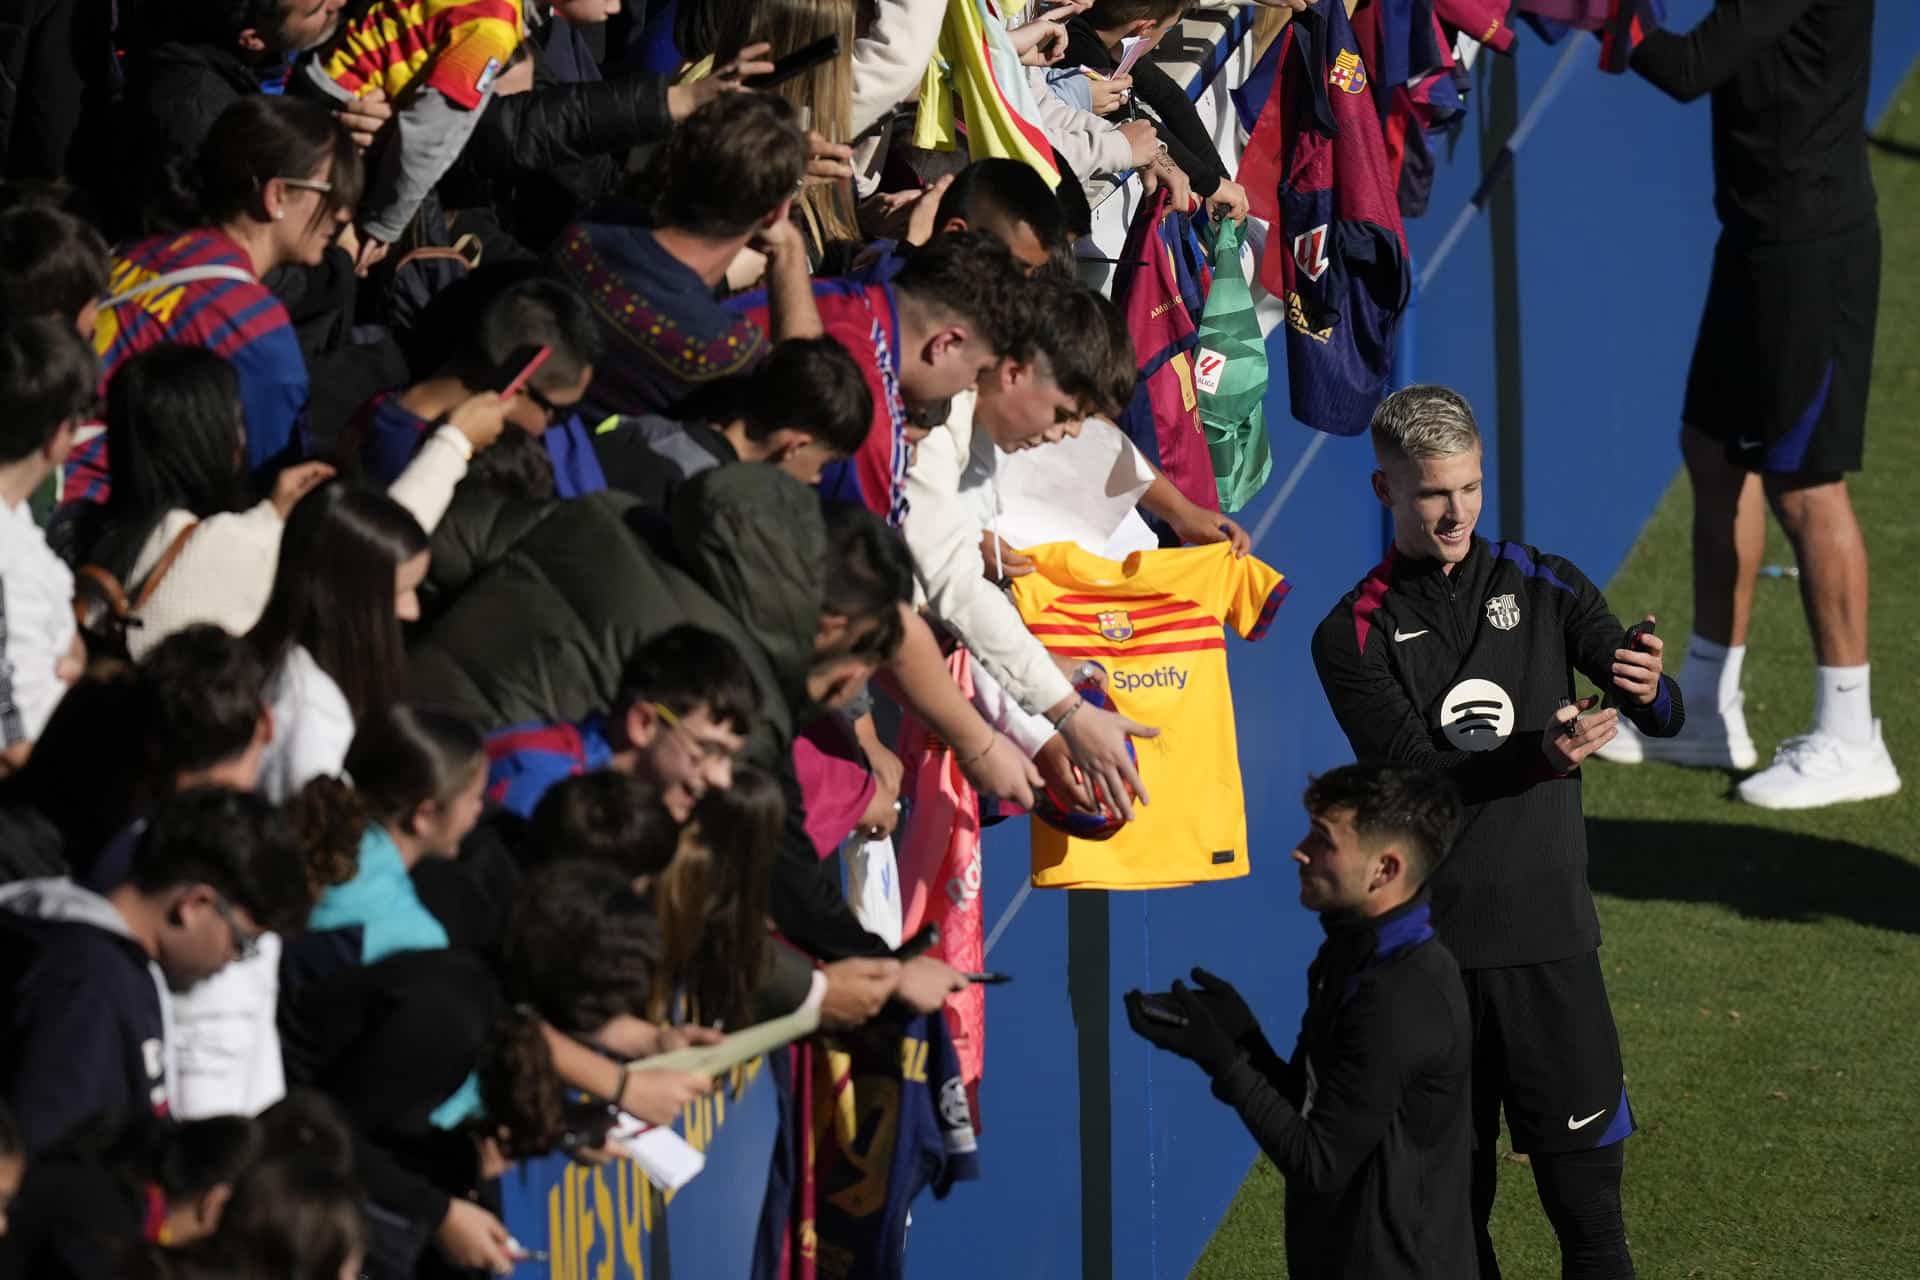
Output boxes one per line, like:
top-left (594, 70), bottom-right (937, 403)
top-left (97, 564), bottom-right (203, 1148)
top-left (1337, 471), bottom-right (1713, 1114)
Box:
top-left (125, 425), bottom-right (470, 659)
top-left (902, 390), bottom-right (1076, 717)
top-left (0, 496), bottom-right (77, 744)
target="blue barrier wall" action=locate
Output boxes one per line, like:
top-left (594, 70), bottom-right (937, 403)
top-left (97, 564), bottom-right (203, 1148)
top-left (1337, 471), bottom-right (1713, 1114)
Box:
top-left (909, 10), bottom-right (1920, 1280)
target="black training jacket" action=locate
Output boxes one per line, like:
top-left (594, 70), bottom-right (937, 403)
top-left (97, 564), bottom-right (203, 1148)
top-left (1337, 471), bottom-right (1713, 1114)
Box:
top-left (1210, 895), bottom-right (1474, 1280)
top-left (1311, 537), bottom-right (1683, 969)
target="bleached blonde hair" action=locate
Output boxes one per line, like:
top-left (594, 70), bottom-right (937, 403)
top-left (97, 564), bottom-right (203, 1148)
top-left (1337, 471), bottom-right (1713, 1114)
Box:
top-left (1370, 385), bottom-right (1482, 462)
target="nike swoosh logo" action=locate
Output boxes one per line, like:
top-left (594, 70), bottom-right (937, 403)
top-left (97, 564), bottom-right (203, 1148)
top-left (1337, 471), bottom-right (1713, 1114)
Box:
top-left (1567, 1109), bottom-right (1607, 1131)
top-left (1736, 438), bottom-right (1763, 450)
top-left (1836, 683), bottom-right (1863, 693)
top-left (1393, 629), bottom-right (1430, 642)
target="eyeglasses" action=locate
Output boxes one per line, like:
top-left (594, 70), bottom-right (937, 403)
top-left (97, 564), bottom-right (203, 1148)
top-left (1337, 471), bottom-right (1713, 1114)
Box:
top-left (522, 383), bottom-right (561, 425)
top-left (210, 894), bottom-right (262, 963)
top-left (649, 702), bottom-right (740, 766)
top-left (275, 176), bottom-right (334, 195)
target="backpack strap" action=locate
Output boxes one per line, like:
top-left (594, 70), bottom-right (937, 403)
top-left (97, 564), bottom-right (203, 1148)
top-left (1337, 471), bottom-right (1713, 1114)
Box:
top-left (100, 264), bottom-right (258, 309)
top-left (131, 520), bottom-right (203, 611)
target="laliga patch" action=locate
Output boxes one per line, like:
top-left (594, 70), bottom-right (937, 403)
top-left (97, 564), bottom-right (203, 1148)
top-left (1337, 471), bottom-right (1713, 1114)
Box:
top-left (1194, 348), bottom-right (1228, 395)
top-left (1329, 49), bottom-right (1368, 96)
top-left (474, 57), bottom-right (503, 96)
top-left (1292, 224), bottom-right (1330, 283)
top-left (1439, 677), bottom-right (1515, 752)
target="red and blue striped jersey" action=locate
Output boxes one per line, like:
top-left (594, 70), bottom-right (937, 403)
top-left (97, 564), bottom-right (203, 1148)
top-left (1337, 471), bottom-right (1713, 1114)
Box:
top-left (484, 715), bottom-right (614, 818)
top-left (68, 229), bottom-right (307, 504)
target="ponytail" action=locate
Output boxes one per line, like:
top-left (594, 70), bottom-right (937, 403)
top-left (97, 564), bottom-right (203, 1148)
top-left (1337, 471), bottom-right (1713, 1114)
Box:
top-left (284, 775), bottom-right (366, 899)
top-left (153, 97), bottom-right (362, 236)
top-left (479, 1007), bottom-right (569, 1160)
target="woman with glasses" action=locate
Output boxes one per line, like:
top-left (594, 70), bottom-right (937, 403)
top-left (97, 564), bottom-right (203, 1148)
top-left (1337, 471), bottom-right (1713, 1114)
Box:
top-left (64, 97), bottom-right (362, 514)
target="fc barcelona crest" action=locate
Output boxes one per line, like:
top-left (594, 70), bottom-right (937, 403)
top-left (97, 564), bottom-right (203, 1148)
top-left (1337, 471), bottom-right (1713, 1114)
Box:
top-left (1329, 50), bottom-right (1368, 96)
top-left (1485, 593), bottom-right (1520, 631)
top-left (1098, 610), bottom-right (1134, 642)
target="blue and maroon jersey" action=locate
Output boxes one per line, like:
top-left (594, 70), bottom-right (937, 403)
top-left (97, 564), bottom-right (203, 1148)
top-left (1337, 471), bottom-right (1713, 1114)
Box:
top-left (484, 715), bottom-right (614, 818)
top-left (69, 230), bottom-right (307, 504)
top-left (735, 278), bottom-right (908, 526)
top-left (1240, 0), bottom-right (1410, 438)
top-left (1112, 190), bottom-right (1221, 518)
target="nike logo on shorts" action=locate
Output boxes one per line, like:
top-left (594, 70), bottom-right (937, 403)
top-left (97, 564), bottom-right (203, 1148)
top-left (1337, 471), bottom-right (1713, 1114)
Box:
top-left (1567, 1108), bottom-right (1608, 1131)
top-left (1393, 629), bottom-right (1430, 643)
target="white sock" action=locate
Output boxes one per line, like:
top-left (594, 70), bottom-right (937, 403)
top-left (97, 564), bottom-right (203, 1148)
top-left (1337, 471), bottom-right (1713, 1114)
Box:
top-left (1812, 664), bottom-right (1873, 746)
top-left (1680, 634), bottom-right (1745, 715)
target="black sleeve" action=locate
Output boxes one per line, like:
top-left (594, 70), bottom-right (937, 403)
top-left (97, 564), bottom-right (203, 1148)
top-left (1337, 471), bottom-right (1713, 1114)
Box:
top-left (352, 1131), bottom-right (452, 1228)
top-left (1131, 60), bottom-right (1227, 195)
top-left (769, 751), bottom-right (891, 962)
top-left (1545, 553), bottom-right (1685, 740)
top-left (752, 940), bottom-right (819, 1024)
top-left (1209, 973), bottom-right (1448, 1194)
top-left (1311, 608), bottom-right (1555, 804)
top-left (462, 73), bottom-right (674, 182)
top-left (1629, 0), bottom-right (1820, 103)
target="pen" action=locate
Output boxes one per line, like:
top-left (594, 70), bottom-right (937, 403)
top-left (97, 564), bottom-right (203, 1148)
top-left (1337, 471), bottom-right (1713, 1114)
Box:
top-left (964, 971), bottom-right (1013, 984)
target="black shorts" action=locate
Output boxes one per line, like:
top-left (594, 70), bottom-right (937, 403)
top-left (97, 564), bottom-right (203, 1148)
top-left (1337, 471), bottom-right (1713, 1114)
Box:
top-left (1463, 950), bottom-right (1631, 1156)
top-left (1682, 219), bottom-right (1880, 476)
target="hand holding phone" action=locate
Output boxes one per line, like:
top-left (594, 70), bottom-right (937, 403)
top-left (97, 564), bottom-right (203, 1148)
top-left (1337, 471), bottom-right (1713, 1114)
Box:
top-left (1603, 617), bottom-right (1659, 709)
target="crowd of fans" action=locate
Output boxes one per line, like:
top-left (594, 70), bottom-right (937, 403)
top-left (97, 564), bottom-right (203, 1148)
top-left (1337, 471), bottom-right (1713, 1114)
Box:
top-left (0, 0), bottom-right (1266, 1275)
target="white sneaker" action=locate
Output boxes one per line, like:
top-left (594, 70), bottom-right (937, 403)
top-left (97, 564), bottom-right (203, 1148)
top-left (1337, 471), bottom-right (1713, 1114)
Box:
top-left (1594, 691), bottom-right (1759, 770)
top-left (1736, 722), bottom-right (1903, 810)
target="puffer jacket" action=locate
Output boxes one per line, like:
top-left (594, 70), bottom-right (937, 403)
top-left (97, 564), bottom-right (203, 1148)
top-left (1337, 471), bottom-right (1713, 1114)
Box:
top-left (409, 464), bottom-right (894, 961)
top-left (406, 463), bottom-right (826, 762)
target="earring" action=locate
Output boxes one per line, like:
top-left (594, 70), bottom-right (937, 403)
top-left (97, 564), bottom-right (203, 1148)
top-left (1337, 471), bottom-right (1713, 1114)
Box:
top-left (273, 210), bottom-right (285, 220)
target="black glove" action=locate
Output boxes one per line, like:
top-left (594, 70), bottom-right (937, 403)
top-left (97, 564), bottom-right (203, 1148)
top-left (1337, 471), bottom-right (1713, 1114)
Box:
top-left (1187, 967), bottom-right (1259, 1043)
top-left (1124, 981), bottom-right (1241, 1077)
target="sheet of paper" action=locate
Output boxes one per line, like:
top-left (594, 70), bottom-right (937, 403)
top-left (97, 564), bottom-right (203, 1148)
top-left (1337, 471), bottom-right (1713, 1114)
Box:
top-left (1114, 35), bottom-right (1151, 79)
top-left (995, 422), bottom-right (1159, 559)
top-left (609, 1118), bottom-right (707, 1192)
top-left (627, 998), bottom-right (822, 1075)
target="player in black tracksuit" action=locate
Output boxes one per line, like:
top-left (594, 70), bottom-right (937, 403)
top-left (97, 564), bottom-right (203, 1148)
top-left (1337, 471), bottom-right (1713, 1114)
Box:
top-left (1312, 386), bottom-right (1684, 1280)
top-left (1125, 764), bottom-right (1474, 1279)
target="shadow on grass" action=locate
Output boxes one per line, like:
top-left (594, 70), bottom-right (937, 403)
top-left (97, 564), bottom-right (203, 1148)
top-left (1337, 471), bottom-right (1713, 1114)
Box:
top-left (1588, 818), bottom-right (1920, 935)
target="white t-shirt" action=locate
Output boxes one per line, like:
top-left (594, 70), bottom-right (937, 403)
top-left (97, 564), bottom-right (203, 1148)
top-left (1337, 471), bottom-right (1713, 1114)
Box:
top-left (0, 497), bottom-right (77, 744)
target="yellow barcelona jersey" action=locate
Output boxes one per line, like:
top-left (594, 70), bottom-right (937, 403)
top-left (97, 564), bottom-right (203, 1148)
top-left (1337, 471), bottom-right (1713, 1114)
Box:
top-left (1009, 542), bottom-right (1288, 890)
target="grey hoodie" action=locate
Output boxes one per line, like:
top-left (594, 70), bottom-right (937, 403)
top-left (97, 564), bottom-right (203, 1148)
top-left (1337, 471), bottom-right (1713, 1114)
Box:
top-left (0, 877), bottom-right (177, 1152)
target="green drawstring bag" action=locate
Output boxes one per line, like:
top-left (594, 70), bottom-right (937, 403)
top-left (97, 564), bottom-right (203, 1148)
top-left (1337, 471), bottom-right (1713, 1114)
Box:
top-left (1193, 215), bottom-right (1274, 513)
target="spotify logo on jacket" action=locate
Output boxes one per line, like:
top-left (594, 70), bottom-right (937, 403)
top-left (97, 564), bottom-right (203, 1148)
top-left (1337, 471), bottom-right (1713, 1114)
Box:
top-left (1439, 678), bottom-right (1515, 751)
top-left (1112, 666), bottom-right (1190, 692)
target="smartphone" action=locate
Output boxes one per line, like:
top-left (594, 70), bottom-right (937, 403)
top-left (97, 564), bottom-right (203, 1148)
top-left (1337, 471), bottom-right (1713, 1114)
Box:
top-left (894, 923), bottom-right (940, 962)
top-left (1602, 619), bottom-right (1657, 709)
top-left (494, 344), bottom-right (552, 399)
top-left (745, 34), bottom-right (841, 89)
top-left (1134, 992), bottom-right (1189, 1029)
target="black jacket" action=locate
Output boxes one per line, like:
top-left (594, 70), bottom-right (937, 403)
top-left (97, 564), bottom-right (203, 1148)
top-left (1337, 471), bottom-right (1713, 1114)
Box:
top-left (1063, 16), bottom-right (1227, 196)
top-left (1631, 0), bottom-right (1875, 244)
top-left (409, 466), bottom-right (890, 962)
top-left (111, 40), bottom-right (259, 239)
top-left (1312, 537), bottom-right (1683, 969)
top-left (455, 20), bottom-right (676, 249)
top-left (0, 879), bottom-right (169, 1156)
top-left (1211, 896), bottom-right (1473, 1280)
